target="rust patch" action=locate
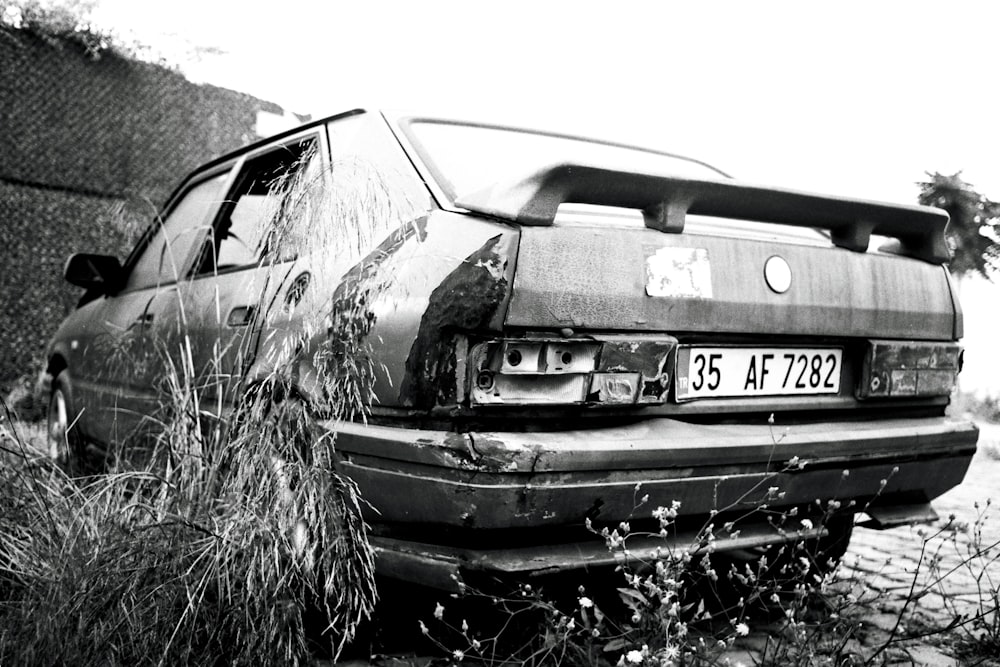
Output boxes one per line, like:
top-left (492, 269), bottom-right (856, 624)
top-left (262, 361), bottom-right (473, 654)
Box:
top-left (461, 433), bottom-right (535, 473)
top-left (399, 235), bottom-right (511, 409)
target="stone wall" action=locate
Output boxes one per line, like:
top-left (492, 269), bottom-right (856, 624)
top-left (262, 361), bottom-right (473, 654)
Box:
top-left (0, 28), bottom-right (295, 389)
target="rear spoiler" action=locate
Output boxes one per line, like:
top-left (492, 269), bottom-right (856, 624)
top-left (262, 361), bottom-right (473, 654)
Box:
top-left (456, 163), bottom-right (951, 264)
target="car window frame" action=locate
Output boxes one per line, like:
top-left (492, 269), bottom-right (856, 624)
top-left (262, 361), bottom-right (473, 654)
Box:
top-left (189, 128), bottom-right (327, 281)
top-left (116, 161), bottom-right (237, 296)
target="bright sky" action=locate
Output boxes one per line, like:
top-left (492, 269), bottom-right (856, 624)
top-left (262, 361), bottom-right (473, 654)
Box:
top-left (41, 0), bottom-right (1000, 393)
top-left (91, 0), bottom-right (1000, 206)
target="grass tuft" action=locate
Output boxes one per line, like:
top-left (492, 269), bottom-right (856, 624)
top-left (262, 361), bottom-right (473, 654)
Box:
top-left (0, 148), bottom-right (406, 665)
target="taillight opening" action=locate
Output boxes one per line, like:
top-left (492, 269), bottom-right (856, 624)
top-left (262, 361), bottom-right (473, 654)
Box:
top-left (858, 340), bottom-right (962, 399)
top-left (468, 336), bottom-right (676, 406)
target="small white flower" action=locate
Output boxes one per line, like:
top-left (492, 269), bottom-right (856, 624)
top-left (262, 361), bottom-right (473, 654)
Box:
top-left (579, 596), bottom-right (594, 608)
top-left (799, 518), bottom-right (814, 530)
top-left (625, 649), bottom-right (644, 664)
top-left (434, 602), bottom-right (445, 620)
top-left (661, 643), bottom-right (680, 660)
top-left (453, 649), bottom-right (465, 662)
top-left (735, 622), bottom-right (749, 636)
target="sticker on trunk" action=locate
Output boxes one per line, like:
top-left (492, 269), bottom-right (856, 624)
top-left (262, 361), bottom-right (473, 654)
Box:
top-left (645, 247), bottom-right (712, 298)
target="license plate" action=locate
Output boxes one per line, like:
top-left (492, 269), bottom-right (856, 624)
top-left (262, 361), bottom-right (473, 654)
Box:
top-left (675, 347), bottom-right (843, 401)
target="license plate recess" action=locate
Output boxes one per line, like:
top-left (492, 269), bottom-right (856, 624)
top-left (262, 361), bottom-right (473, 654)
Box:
top-left (675, 346), bottom-right (843, 401)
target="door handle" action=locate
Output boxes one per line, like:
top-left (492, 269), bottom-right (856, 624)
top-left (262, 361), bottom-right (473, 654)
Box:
top-left (226, 306), bottom-right (254, 327)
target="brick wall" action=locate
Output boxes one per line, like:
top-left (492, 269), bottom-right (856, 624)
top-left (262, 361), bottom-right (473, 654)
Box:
top-left (0, 28), bottom-right (294, 389)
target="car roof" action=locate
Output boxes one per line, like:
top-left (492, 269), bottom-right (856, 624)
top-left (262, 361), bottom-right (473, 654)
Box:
top-left (192, 107), bottom-right (368, 177)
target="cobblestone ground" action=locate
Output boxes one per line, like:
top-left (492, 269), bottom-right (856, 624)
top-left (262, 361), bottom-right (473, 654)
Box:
top-left (725, 422), bottom-right (1000, 666)
top-left (849, 424), bottom-right (999, 618)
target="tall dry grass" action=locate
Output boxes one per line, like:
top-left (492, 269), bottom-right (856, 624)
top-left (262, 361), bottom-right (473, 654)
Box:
top-left (0, 146), bottom-right (417, 665)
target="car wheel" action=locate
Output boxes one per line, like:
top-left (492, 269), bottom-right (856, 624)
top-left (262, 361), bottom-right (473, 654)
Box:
top-left (47, 374), bottom-right (83, 474)
top-left (805, 514), bottom-right (855, 574)
top-left (753, 515), bottom-right (855, 611)
top-left (708, 515), bottom-right (854, 616)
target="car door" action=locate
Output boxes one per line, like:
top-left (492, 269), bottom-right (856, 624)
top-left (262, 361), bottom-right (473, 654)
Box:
top-left (74, 167), bottom-right (232, 446)
top-left (148, 132), bottom-right (324, 413)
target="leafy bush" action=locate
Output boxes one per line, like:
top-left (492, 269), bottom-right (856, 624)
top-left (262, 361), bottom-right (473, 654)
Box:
top-left (950, 390), bottom-right (1000, 424)
top-left (1, 0), bottom-right (116, 59)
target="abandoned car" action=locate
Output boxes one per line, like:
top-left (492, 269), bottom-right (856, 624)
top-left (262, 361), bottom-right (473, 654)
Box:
top-left (44, 109), bottom-right (979, 589)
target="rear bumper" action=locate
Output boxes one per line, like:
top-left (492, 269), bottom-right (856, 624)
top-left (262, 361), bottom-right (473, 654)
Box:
top-left (370, 521), bottom-right (830, 591)
top-left (326, 415), bottom-right (978, 583)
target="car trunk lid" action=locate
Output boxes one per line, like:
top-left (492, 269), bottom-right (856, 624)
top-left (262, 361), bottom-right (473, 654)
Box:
top-left (504, 224), bottom-right (955, 339)
top-left (457, 163), bottom-right (957, 340)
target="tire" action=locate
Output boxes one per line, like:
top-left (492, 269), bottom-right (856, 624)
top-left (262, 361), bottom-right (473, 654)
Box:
top-left (706, 515), bottom-right (854, 619)
top-left (46, 373), bottom-right (85, 475)
top-left (805, 514), bottom-right (855, 575)
top-left (753, 515), bottom-right (855, 617)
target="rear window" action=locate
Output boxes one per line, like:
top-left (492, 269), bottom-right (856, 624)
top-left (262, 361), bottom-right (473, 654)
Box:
top-left (407, 119), bottom-right (832, 246)
top-left (553, 204), bottom-right (832, 246)
top-left (405, 120), bottom-right (729, 201)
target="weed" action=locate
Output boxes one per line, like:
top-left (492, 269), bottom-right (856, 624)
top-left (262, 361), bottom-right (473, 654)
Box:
top-left (414, 437), bottom-right (1000, 667)
top-left (0, 148), bottom-right (412, 665)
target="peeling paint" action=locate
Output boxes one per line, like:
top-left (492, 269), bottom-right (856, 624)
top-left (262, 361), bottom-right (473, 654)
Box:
top-left (398, 235), bottom-right (512, 409)
top-left (645, 246), bottom-right (713, 298)
top-left (460, 433), bottom-right (527, 473)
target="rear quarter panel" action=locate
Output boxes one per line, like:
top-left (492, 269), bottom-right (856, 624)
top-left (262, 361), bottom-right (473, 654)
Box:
top-left (364, 211), bottom-right (518, 409)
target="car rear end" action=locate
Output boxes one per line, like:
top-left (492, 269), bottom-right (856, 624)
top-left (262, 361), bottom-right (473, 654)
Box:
top-left (326, 115), bottom-right (978, 590)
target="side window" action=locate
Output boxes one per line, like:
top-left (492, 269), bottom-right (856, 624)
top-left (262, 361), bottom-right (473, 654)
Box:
top-left (194, 137), bottom-right (318, 275)
top-left (278, 113), bottom-right (432, 267)
top-left (124, 172), bottom-right (228, 291)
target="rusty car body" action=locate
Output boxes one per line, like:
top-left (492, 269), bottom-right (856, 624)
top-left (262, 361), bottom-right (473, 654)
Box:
top-left (44, 109), bottom-right (979, 590)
